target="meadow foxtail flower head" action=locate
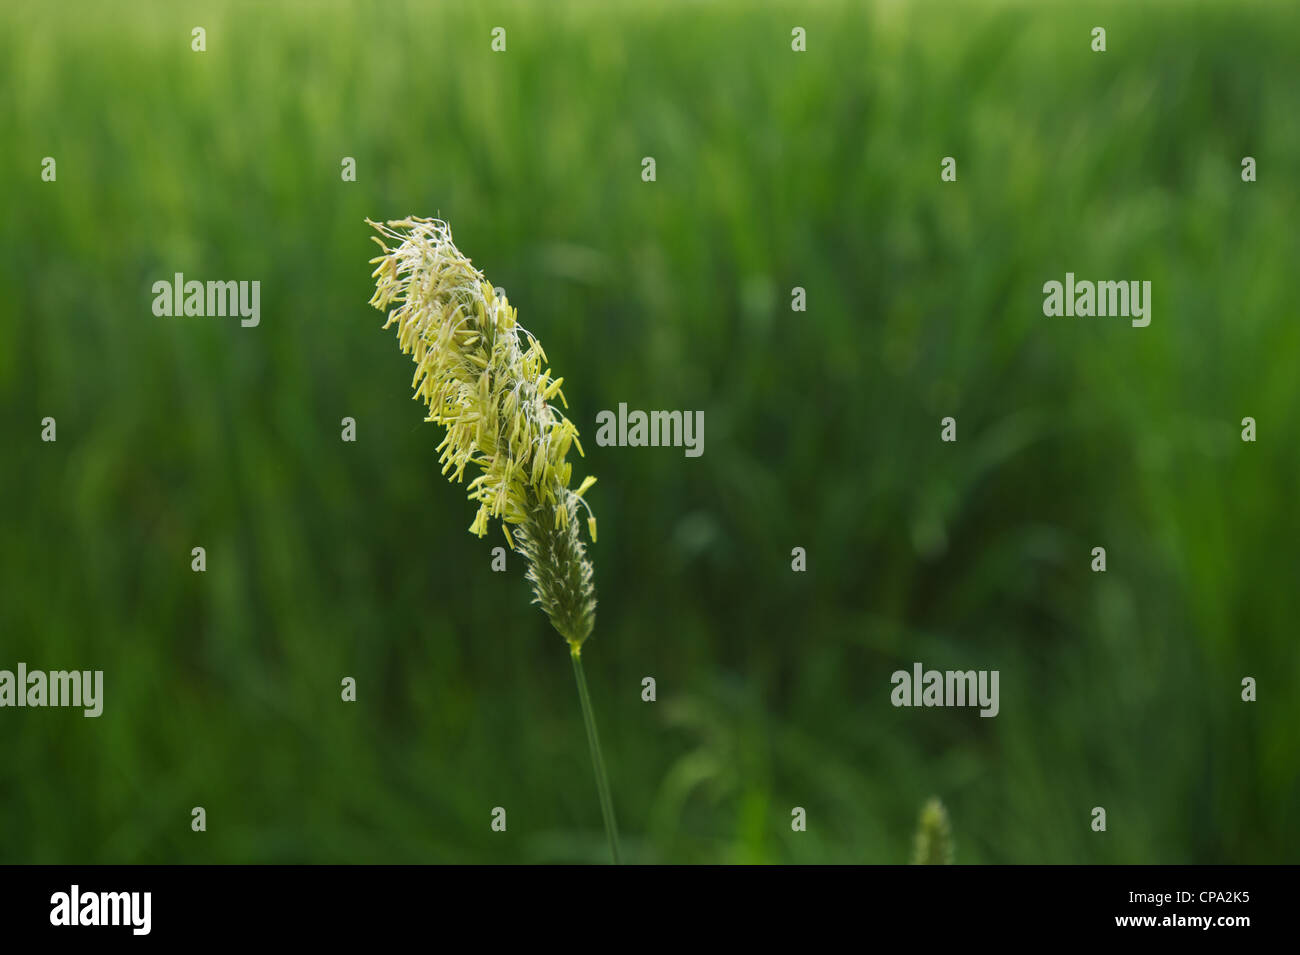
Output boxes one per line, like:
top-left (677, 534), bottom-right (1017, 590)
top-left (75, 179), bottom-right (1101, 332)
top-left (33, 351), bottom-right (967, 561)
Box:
top-left (367, 217), bottom-right (597, 650)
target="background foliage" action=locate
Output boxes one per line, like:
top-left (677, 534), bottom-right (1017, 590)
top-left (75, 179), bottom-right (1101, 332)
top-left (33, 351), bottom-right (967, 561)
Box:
top-left (1, 0), bottom-right (1296, 863)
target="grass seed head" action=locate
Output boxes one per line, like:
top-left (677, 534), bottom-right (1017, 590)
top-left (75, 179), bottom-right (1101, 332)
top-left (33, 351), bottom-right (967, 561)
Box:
top-left (367, 216), bottom-right (598, 649)
top-left (911, 797), bottom-right (954, 865)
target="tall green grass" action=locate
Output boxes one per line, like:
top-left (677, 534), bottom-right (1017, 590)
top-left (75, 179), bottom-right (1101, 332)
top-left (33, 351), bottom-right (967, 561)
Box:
top-left (0, 0), bottom-right (1296, 863)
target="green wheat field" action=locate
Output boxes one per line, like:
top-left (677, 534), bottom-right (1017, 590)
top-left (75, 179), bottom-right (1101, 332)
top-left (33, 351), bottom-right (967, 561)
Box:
top-left (1, 0), bottom-right (1297, 863)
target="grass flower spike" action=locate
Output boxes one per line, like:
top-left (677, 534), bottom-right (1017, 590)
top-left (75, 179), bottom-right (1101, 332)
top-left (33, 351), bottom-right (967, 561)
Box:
top-left (366, 216), bottom-right (619, 862)
top-left (911, 797), bottom-right (954, 865)
top-left (366, 216), bottom-right (598, 650)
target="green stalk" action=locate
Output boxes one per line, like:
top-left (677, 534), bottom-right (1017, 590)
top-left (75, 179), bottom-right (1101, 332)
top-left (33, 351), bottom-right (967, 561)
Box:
top-left (570, 648), bottom-right (621, 864)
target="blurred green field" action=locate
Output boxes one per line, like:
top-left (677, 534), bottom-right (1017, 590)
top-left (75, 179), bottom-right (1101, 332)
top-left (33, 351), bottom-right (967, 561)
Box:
top-left (1, 0), bottom-right (1297, 863)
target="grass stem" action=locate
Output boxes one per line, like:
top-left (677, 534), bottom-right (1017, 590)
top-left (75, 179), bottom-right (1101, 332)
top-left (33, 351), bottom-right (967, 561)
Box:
top-left (571, 648), bottom-right (621, 864)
